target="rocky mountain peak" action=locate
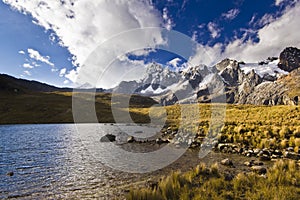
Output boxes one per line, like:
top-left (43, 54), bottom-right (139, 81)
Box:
top-left (278, 47), bottom-right (300, 72)
top-left (146, 62), bottom-right (164, 74)
top-left (215, 58), bottom-right (239, 72)
top-left (114, 47), bottom-right (300, 106)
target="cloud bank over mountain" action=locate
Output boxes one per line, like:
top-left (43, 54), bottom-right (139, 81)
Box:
top-left (3, 0), bottom-right (300, 88)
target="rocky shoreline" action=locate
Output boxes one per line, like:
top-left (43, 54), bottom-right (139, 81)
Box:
top-left (98, 126), bottom-right (300, 198)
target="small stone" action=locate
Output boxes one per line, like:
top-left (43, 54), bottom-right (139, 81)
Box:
top-left (221, 158), bottom-right (233, 166)
top-left (253, 160), bottom-right (264, 166)
top-left (251, 166), bottom-right (267, 174)
top-left (259, 154), bottom-right (271, 161)
top-left (127, 136), bottom-right (135, 143)
top-left (253, 148), bottom-right (261, 155)
top-left (238, 147), bottom-right (244, 154)
top-left (284, 152), bottom-right (300, 160)
top-left (156, 138), bottom-right (169, 144)
top-left (287, 147), bottom-right (294, 152)
top-left (274, 150), bottom-right (283, 156)
top-left (6, 171), bottom-right (14, 176)
top-left (244, 161), bottom-right (252, 167)
top-left (224, 173), bottom-right (234, 181)
top-left (262, 148), bottom-right (271, 156)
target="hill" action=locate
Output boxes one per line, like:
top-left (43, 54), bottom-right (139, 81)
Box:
top-left (0, 74), bottom-right (157, 124)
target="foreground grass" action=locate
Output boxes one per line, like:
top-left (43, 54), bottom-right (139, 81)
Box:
top-left (127, 159), bottom-right (300, 200)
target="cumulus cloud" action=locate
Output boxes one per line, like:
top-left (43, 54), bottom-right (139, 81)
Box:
top-left (207, 22), bottom-right (221, 39)
top-left (63, 80), bottom-right (70, 85)
top-left (190, 1), bottom-right (300, 65)
top-left (18, 50), bottom-right (25, 55)
top-left (3, 0), bottom-right (166, 87)
top-left (23, 70), bottom-right (31, 76)
top-left (23, 63), bottom-right (34, 69)
top-left (59, 68), bottom-right (67, 77)
top-left (222, 9), bottom-right (240, 20)
top-left (27, 48), bottom-right (54, 67)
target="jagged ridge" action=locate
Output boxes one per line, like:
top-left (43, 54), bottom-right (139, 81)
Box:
top-left (115, 47), bottom-right (300, 106)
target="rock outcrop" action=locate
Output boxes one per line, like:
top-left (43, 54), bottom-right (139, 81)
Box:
top-left (278, 47), bottom-right (300, 72)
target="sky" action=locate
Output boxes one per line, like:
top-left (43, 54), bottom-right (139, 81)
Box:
top-left (0, 0), bottom-right (299, 88)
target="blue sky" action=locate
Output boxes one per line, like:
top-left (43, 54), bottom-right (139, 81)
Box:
top-left (0, 0), bottom-right (299, 88)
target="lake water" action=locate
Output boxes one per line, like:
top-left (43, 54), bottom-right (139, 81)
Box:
top-left (0, 124), bottom-right (161, 199)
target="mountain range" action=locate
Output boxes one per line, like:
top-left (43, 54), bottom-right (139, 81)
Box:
top-left (1, 47), bottom-right (299, 107)
top-left (114, 47), bottom-right (300, 106)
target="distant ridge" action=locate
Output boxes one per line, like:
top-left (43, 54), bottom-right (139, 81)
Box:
top-left (0, 74), bottom-right (72, 94)
top-left (0, 74), bottom-right (106, 94)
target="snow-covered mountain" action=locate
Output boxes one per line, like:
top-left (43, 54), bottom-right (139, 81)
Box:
top-left (114, 47), bottom-right (300, 106)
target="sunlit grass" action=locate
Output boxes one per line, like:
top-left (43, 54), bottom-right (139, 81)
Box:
top-left (126, 159), bottom-right (300, 200)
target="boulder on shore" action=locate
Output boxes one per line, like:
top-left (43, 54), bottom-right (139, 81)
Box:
top-left (100, 134), bottom-right (116, 142)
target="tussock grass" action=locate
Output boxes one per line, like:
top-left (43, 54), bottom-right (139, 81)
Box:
top-left (127, 160), bottom-right (300, 200)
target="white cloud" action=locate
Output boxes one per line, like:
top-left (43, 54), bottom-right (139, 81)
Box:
top-left (189, 43), bottom-right (223, 66)
top-left (190, 1), bottom-right (300, 65)
top-left (23, 63), bottom-right (34, 69)
top-left (222, 9), bottom-right (240, 20)
top-left (207, 22), bottom-right (221, 39)
top-left (65, 68), bottom-right (78, 84)
top-left (24, 70), bottom-right (31, 76)
top-left (63, 80), bottom-right (70, 84)
top-left (4, 0), bottom-right (165, 87)
top-left (59, 68), bottom-right (67, 77)
top-left (95, 56), bottom-right (148, 89)
top-left (258, 13), bottom-right (276, 26)
top-left (18, 50), bottom-right (25, 55)
top-left (167, 58), bottom-right (182, 68)
top-left (224, 1), bottom-right (300, 62)
top-left (27, 48), bottom-right (54, 67)
top-left (163, 7), bottom-right (174, 31)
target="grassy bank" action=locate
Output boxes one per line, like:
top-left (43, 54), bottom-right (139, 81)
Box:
top-left (127, 159), bottom-right (300, 200)
top-left (145, 104), bottom-right (300, 152)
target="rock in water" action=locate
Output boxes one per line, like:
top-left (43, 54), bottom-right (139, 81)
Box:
top-left (127, 136), bottom-right (135, 143)
top-left (7, 171), bottom-right (14, 176)
top-left (100, 134), bottom-right (116, 142)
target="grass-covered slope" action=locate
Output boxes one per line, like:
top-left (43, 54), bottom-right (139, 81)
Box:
top-left (0, 91), bottom-right (157, 124)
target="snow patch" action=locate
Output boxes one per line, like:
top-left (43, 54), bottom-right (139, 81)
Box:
top-left (240, 60), bottom-right (288, 77)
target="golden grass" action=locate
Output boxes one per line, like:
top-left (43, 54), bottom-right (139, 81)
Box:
top-left (126, 159), bottom-right (300, 200)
